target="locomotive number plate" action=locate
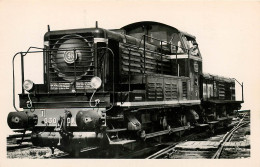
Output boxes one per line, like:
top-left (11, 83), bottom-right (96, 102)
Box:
top-left (43, 117), bottom-right (75, 124)
top-left (36, 109), bottom-right (78, 126)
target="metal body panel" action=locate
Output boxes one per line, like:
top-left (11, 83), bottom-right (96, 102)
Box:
top-left (19, 93), bottom-right (110, 108)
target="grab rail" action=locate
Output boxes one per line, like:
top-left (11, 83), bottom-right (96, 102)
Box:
top-left (233, 78), bottom-right (244, 102)
top-left (12, 47), bottom-right (46, 112)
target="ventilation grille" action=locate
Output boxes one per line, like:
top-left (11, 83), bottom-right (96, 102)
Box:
top-left (147, 82), bottom-right (164, 101)
top-left (165, 82), bottom-right (177, 100)
top-left (46, 33), bottom-right (95, 93)
top-left (120, 44), bottom-right (171, 75)
top-left (218, 82), bottom-right (225, 100)
top-left (182, 82), bottom-right (187, 99)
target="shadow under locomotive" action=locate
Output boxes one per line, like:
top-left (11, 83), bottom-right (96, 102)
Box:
top-left (7, 21), bottom-right (244, 156)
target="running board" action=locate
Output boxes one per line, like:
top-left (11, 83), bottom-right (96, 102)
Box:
top-left (217, 117), bottom-right (231, 121)
top-left (207, 116), bottom-right (233, 124)
top-left (207, 121), bottom-right (219, 124)
top-left (145, 126), bottom-right (193, 139)
top-left (109, 139), bottom-right (136, 146)
top-left (106, 133), bottom-right (136, 146)
top-left (106, 128), bottom-right (127, 133)
top-left (195, 123), bottom-right (209, 127)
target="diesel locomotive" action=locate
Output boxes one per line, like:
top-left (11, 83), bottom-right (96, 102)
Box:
top-left (8, 21), bottom-right (244, 155)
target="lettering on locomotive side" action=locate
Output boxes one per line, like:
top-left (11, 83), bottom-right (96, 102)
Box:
top-left (43, 117), bottom-right (75, 124)
top-left (50, 82), bottom-right (70, 90)
top-left (41, 109), bottom-right (46, 117)
top-left (50, 82), bottom-right (94, 90)
top-left (75, 82), bottom-right (93, 89)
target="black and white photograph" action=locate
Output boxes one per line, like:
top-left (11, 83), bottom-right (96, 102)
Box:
top-left (0, 0), bottom-right (259, 166)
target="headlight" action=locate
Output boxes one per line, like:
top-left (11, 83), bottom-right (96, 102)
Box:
top-left (23, 80), bottom-right (34, 92)
top-left (90, 77), bottom-right (102, 89)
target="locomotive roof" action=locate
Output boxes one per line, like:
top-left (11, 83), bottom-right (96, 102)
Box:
top-left (121, 21), bottom-right (196, 39)
top-left (203, 73), bottom-right (235, 83)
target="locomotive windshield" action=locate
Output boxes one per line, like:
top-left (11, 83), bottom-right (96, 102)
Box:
top-left (124, 24), bottom-right (183, 47)
top-left (122, 23), bottom-right (194, 55)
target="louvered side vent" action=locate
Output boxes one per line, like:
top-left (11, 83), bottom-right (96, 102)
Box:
top-left (120, 44), bottom-right (171, 75)
top-left (165, 82), bottom-right (177, 100)
top-left (47, 33), bottom-right (95, 93)
top-left (218, 82), bottom-right (225, 100)
top-left (231, 85), bottom-right (236, 100)
top-left (147, 82), bottom-right (164, 101)
top-left (182, 82), bottom-right (187, 99)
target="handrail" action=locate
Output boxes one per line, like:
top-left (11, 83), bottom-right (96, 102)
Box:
top-left (12, 47), bottom-right (45, 112)
top-left (143, 35), bottom-right (146, 74)
top-left (143, 34), bottom-right (189, 54)
top-left (12, 46), bottom-right (114, 112)
top-left (232, 78), bottom-right (244, 102)
top-left (13, 52), bottom-right (22, 112)
top-left (138, 34), bottom-right (193, 77)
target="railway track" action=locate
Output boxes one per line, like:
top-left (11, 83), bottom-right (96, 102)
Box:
top-left (212, 113), bottom-right (249, 159)
top-left (218, 113), bottom-right (250, 159)
top-left (7, 130), bottom-right (32, 151)
top-left (118, 129), bottom-right (218, 159)
top-left (50, 147), bottom-right (100, 159)
top-left (49, 130), bottom-right (210, 159)
top-left (147, 113), bottom-right (250, 159)
top-left (7, 130), bottom-right (65, 159)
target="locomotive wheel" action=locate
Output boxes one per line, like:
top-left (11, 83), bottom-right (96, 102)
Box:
top-left (50, 147), bottom-right (55, 154)
top-left (180, 115), bottom-right (187, 126)
top-left (213, 110), bottom-right (217, 120)
top-left (208, 124), bottom-right (216, 134)
top-left (175, 115), bottom-right (188, 138)
top-left (222, 105), bottom-right (227, 117)
top-left (210, 127), bottom-right (215, 134)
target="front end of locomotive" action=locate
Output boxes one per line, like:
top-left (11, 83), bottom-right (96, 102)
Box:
top-left (7, 26), bottom-right (112, 154)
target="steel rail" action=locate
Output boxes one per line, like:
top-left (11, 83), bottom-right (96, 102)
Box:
top-left (49, 146), bottom-right (99, 159)
top-left (211, 113), bottom-right (249, 159)
top-left (147, 113), bottom-right (249, 159)
top-left (146, 144), bottom-right (177, 159)
top-left (146, 132), bottom-right (205, 159)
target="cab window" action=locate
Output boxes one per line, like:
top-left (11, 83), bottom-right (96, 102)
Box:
top-left (182, 35), bottom-right (200, 56)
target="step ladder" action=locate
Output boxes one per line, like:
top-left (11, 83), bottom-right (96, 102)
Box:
top-left (106, 128), bottom-right (136, 146)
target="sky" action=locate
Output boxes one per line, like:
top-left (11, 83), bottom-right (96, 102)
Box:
top-left (0, 0), bottom-right (260, 166)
